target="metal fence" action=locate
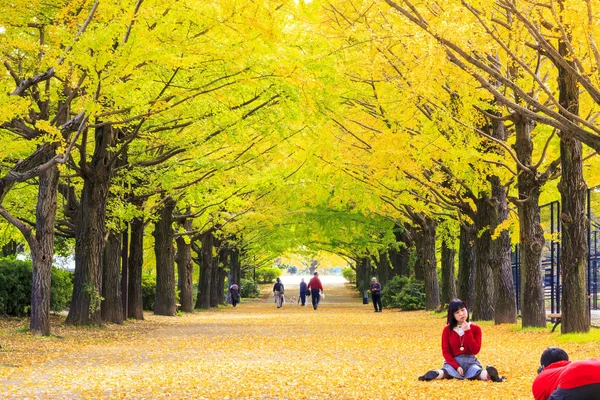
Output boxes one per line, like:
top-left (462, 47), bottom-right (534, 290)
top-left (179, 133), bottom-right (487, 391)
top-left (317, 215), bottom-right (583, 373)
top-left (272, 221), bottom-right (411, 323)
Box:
top-left (511, 185), bottom-right (600, 314)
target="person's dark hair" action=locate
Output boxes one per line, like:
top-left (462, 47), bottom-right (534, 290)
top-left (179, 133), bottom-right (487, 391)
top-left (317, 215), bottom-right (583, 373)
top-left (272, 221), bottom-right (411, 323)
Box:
top-left (314, 272), bottom-right (318, 276)
top-left (447, 299), bottom-right (469, 328)
top-left (539, 347), bottom-right (569, 373)
top-left (276, 278), bottom-right (280, 282)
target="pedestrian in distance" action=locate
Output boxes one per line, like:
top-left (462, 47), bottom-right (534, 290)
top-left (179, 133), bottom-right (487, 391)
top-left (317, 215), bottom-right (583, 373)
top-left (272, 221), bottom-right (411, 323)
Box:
top-left (228, 283), bottom-right (240, 307)
top-left (307, 272), bottom-right (324, 310)
top-left (532, 347), bottom-right (600, 400)
top-left (370, 277), bottom-right (382, 312)
top-left (418, 299), bottom-right (505, 382)
top-left (273, 277), bottom-right (285, 308)
top-left (299, 278), bottom-right (308, 306)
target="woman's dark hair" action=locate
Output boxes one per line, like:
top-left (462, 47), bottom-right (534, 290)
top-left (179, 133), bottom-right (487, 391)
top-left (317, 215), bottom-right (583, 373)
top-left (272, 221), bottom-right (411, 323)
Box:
top-left (540, 347), bottom-right (569, 370)
top-left (447, 299), bottom-right (469, 328)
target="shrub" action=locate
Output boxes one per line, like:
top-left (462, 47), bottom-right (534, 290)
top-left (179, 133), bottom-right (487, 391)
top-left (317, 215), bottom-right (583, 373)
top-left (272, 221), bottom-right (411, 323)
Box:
top-left (51, 267), bottom-right (74, 312)
top-left (341, 268), bottom-right (356, 284)
top-left (240, 278), bottom-right (260, 298)
top-left (381, 275), bottom-right (425, 310)
top-left (0, 258), bottom-right (73, 316)
top-left (141, 274), bottom-right (156, 311)
top-left (255, 267), bottom-right (282, 283)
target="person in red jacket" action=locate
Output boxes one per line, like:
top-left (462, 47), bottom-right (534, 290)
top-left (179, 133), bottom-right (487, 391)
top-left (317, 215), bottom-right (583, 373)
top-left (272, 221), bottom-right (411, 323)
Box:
top-left (532, 347), bottom-right (600, 400)
top-left (418, 299), bottom-right (505, 382)
top-left (307, 272), bottom-right (324, 310)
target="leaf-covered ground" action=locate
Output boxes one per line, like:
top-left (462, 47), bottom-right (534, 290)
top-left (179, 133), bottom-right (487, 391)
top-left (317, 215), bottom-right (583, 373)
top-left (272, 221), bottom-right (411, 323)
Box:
top-left (1, 283), bottom-right (599, 399)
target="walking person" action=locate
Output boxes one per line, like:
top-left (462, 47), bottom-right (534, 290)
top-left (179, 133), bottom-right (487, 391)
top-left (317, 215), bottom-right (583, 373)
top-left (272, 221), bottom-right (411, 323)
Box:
top-left (299, 278), bottom-right (308, 306)
top-left (273, 277), bottom-right (285, 308)
top-left (417, 299), bottom-right (505, 382)
top-left (370, 277), bottom-right (382, 312)
top-left (307, 272), bottom-right (324, 310)
top-left (228, 283), bottom-right (240, 307)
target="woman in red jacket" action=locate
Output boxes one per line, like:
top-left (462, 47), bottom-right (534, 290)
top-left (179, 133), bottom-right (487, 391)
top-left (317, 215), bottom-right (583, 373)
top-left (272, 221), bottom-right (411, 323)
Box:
top-left (418, 299), bottom-right (505, 382)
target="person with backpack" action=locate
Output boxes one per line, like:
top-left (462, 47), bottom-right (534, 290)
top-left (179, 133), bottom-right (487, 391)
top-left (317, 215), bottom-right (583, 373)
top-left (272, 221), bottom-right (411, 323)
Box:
top-left (273, 278), bottom-right (285, 308)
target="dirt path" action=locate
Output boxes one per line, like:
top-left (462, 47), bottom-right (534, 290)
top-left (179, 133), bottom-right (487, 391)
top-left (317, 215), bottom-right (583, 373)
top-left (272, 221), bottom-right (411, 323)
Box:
top-left (0, 282), bottom-right (591, 399)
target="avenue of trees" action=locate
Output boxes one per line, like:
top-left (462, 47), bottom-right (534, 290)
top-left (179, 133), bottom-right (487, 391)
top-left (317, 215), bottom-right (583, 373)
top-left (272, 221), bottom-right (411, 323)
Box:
top-left (1, 0), bottom-right (599, 335)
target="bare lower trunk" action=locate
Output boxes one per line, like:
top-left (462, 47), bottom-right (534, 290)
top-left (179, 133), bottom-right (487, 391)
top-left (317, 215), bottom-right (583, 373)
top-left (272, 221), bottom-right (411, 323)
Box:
top-left (66, 125), bottom-right (116, 326)
top-left (101, 232), bottom-right (123, 324)
top-left (127, 212), bottom-right (144, 320)
top-left (490, 175), bottom-right (516, 324)
top-left (196, 231), bottom-right (214, 309)
top-left (513, 114), bottom-right (547, 327)
top-left (176, 218), bottom-right (194, 313)
top-left (441, 241), bottom-right (457, 305)
top-left (557, 32), bottom-right (589, 333)
top-left (30, 162), bottom-right (59, 336)
top-left (457, 223), bottom-right (476, 307)
top-left (420, 217), bottom-right (440, 310)
top-left (153, 197), bottom-right (177, 316)
top-left (473, 196), bottom-right (495, 321)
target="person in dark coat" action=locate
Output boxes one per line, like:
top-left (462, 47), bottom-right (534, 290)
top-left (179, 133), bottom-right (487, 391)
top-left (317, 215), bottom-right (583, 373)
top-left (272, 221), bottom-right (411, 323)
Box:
top-left (228, 283), bottom-right (240, 307)
top-left (299, 278), bottom-right (308, 306)
top-left (370, 277), bottom-right (382, 312)
top-left (273, 278), bottom-right (284, 308)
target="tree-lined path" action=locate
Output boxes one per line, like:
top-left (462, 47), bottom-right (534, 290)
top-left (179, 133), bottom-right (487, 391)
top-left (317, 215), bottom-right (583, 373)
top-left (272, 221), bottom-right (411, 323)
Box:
top-left (2, 281), bottom-right (598, 399)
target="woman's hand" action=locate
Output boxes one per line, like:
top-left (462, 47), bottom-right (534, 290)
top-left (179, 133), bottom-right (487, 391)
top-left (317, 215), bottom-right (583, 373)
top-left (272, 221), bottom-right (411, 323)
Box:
top-left (459, 321), bottom-right (470, 331)
top-left (457, 367), bottom-right (464, 376)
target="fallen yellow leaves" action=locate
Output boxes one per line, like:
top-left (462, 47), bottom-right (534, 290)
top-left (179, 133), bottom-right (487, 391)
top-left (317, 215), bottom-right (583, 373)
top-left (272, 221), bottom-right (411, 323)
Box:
top-left (0, 283), bottom-right (599, 399)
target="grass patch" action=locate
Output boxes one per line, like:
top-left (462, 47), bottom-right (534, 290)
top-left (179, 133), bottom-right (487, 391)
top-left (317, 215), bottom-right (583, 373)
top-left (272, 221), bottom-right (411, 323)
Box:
top-left (557, 327), bottom-right (600, 344)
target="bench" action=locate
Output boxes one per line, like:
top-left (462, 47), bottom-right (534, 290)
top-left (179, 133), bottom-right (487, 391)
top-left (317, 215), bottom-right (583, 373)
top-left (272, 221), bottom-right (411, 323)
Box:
top-left (547, 313), bottom-right (561, 332)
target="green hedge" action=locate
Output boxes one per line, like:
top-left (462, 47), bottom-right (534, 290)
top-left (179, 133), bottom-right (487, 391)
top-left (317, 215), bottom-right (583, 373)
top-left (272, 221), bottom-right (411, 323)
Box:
top-left (380, 275), bottom-right (425, 310)
top-left (142, 274), bottom-right (156, 311)
top-left (255, 267), bottom-right (282, 284)
top-left (0, 258), bottom-right (73, 316)
top-left (240, 278), bottom-right (260, 298)
top-left (341, 268), bottom-right (356, 283)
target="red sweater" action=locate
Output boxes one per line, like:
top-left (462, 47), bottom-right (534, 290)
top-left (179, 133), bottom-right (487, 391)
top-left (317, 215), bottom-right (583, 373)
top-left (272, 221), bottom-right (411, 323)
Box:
top-left (557, 359), bottom-right (600, 389)
top-left (307, 277), bottom-right (323, 291)
top-left (441, 324), bottom-right (482, 369)
top-left (532, 360), bottom-right (570, 400)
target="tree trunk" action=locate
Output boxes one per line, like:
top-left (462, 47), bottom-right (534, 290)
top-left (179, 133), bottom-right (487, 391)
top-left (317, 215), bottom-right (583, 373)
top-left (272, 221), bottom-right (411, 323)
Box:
top-left (377, 250), bottom-right (392, 287)
top-left (489, 175), bottom-right (517, 324)
top-left (176, 218), bottom-right (194, 313)
top-left (513, 114), bottom-right (547, 327)
top-left (391, 225), bottom-right (412, 277)
top-left (441, 241), bottom-right (457, 305)
top-left (66, 125), bottom-right (116, 326)
top-left (153, 197), bottom-right (177, 316)
top-left (30, 161), bottom-right (59, 336)
top-left (2, 240), bottom-right (18, 257)
top-left (557, 33), bottom-right (589, 333)
top-left (121, 226), bottom-right (129, 319)
top-left (458, 223), bottom-right (476, 308)
top-left (413, 229), bottom-right (425, 281)
top-left (472, 196), bottom-right (495, 321)
top-left (419, 217), bottom-right (440, 310)
top-left (101, 232), bottom-right (123, 324)
top-left (229, 247), bottom-right (241, 287)
top-left (127, 209), bottom-right (144, 320)
top-left (196, 231), bottom-right (214, 309)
